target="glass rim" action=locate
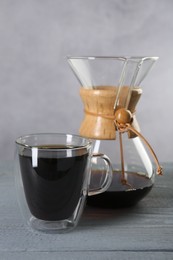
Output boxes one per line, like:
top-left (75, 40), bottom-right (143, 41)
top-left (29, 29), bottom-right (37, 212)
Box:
top-left (67, 55), bottom-right (159, 62)
top-left (15, 133), bottom-right (92, 151)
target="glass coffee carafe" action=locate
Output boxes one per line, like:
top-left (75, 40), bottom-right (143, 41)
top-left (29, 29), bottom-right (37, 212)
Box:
top-left (67, 56), bottom-right (162, 208)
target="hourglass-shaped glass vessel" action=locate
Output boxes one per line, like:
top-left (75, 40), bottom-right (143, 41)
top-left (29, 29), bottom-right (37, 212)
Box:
top-left (67, 56), bottom-right (161, 208)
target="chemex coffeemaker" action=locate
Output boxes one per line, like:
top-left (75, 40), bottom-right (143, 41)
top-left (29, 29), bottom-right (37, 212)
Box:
top-left (68, 56), bottom-right (162, 208)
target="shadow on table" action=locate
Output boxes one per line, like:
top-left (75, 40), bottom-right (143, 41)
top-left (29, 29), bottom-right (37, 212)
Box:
top-left (78, 204), bottom-right (141, 230)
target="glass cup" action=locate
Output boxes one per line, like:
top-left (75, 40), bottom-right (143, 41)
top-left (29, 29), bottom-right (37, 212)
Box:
top-left (14, 133), bottom-right (112, 233)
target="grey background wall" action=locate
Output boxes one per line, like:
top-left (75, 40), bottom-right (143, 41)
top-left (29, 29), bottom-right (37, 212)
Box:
top-left (0, 0), bottom-right (172, 162)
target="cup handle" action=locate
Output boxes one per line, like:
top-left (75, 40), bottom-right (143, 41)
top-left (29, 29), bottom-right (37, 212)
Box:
top-left (88, 153), bottom-right (113, 196)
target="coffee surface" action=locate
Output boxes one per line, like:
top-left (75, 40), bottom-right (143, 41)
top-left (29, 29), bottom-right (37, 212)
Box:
top-left (19, 145), bottom-right (88, 221)
top-left (87, 170), bottom-right (153, 208)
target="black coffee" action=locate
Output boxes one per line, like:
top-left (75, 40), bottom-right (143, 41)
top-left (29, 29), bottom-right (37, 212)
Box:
top-left (87, 170), bottom-right (153, 208)
top-left (19, 145), bottom-right (88, 221)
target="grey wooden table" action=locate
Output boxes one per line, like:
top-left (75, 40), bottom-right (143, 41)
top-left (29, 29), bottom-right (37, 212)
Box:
top-left (0, 162), bottom-right (173, 260)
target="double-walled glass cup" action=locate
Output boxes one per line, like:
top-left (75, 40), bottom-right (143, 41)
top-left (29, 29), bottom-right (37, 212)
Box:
top-left (15, 133), bottom-right (112, 233)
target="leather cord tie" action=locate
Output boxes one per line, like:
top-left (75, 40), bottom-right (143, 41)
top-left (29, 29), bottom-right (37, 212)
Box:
top-left (85, 108), bottom-right (163, 186)
top-left (114, 108), bottom-right (163, 186)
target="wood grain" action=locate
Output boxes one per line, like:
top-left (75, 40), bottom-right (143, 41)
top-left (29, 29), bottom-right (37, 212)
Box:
top-left (79, 86), bottom-right (142, 139)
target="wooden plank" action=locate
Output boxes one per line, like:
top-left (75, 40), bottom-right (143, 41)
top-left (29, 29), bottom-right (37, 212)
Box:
top-left (1, 251), bottom-right (173, 260)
